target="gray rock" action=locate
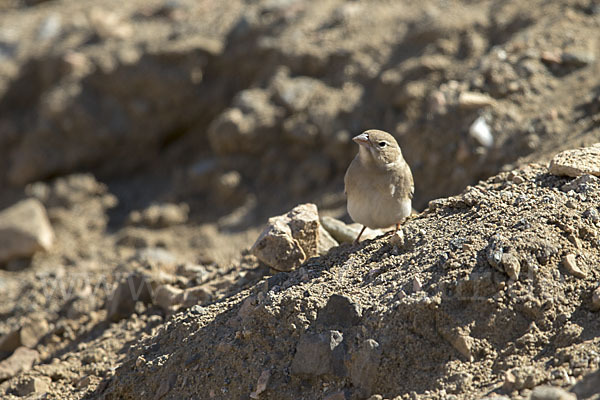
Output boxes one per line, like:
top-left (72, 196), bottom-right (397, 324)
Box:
top-left (503, 366), bottom-right (542, 390)
top-left (571, 369), bottom-right (600, 399)
top-left (530, 385), bottom-right (576, 400)
top-left (106, 273), bottom-right (154, 322)
top-left (127, 203), bottom-right (189, 228)
top-left (350, 339), bottom-right (381, 397)
top-left (251, 204), bottom-right (321, 272)
top-left (135, 247), bottom-right (178, 267)
top-left (316, 294), bottom-right (362, 329)
top-left (318, 226), bottom-right (338, 255)
top-left (561, 174), bottom-right (599, 193)
top-left (320, 216), bottom-right (382, 244)
top-left (249, 369), bottom-right (270, 399)
top-left (182, 285), bottom-right (212, 307)
top-left (14, 376), bottom-right (50, 396)
top-left (20, 316), bottom-right (49, 349)
top-left (291, 331), bottom-right (344, 377)
top-left (207, 89), bottom-right (284, 155)
top-left (0, 198), bottom-right (54, 264)
top-left (485, 234), bottom-right (506, 270)
top-left (0, 347), bottom-right (39, 381)
top-left (561, 51), bottom-right (595, 67)
top-left (153, 284), bottom-right (184, 312)
top-left (549, 145), bottom-right (600, 177)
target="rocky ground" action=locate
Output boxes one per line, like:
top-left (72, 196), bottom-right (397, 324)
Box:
top-left (0, 0), bottom-right (599, 399)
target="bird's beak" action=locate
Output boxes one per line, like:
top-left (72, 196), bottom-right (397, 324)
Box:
top-left (352, 133), bottom-right (370, 147)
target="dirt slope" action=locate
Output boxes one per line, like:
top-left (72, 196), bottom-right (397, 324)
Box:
top-left (100, 164), bottom-right (600, 400)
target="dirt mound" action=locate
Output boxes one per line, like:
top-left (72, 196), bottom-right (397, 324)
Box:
top-left (99, 164), bottom-right (600, 399)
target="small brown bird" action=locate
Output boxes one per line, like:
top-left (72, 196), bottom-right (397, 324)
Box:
top-left (344, 129), bottom-right (414, 244)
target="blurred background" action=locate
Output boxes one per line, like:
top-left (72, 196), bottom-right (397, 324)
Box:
top-left (1, 0), bottom-right (599, 221)
top-left (0, 0), bottom-right (599, 395)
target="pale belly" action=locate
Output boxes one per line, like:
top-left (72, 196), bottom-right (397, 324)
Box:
top-left (347, 192), bottom-right (411, 229)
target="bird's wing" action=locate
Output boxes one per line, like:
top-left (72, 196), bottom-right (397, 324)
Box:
top-left (389, 162), bottom-right (414, 201)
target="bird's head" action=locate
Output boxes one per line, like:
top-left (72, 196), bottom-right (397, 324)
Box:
top-left (352, 129), bottom-right (403, 169)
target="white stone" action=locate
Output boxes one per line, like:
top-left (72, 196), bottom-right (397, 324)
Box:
top-left (0, 198), bottom-right (54, 264)
top-left (469, 116), bottom-right (494, 148)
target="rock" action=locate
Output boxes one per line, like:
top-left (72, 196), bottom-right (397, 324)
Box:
top-left (207, 89), bottom-right (283, 155)
top-left (349, 339), bottom-right (381, 397)
top-left (116, 228), bottom-right (149, 248)
top-left (549, 145), bottom-right (600, 177)
top-left (503, 366), bottom-right (542, 390)
top-left (316, 294), bottom-right (362, 329)
top-left (592, 286), bottom-right (600, 311)
top-left (320, 216), bottom-right (382, 244)
top-left (251, 218), bottom-right (306, 272)
top-left (251, 204), bottom-right (321, 272)
top-left (318, 226), bottom-right (339, 255)
top-left (14, 376), bottom-right (50, 396)
top-left (390, 230), bottom-right (405, 247)
top-left (458, 91), bottom-right (496, 109)
top-left (182, 286), bottom-right (212, 307)
top-left (0, 330), bottom-right (21, 354)
top-left (75, 375), bottom-right (92, 389)
top-left (0, 198), bottom-right (55, 264)
top-left (291, 331), bottom-right (345, 377)
top-left (0, 347), bottom-right (39, 381)
top-left (486, 234), bottom-right (505, 269)
top-left (571, 369), bottom-right (600, 399)
top-left (583, 207), bottom-right (600, 223)
top-left (412, 277), bottom-right (422, 292)
top-left (530, 385), bottom-right (576, 400)
top-left (153, 284), bottom-right (184, 312)
top-left (561, 51), bottom-right (595, 67)
top-left (37, 13), bottom-right (62, 40)
top-left (249, 369), bottom-right (270, 399)
top-left (127, 203), bottom-right (189, 228)
top-left (214, 171), bottom-right (243, 201)
top-left (237, 296), bottom-right (258, 321)
top-left (106, 273), bottom-right (154, 322)
top-left (88, 8), bottom-right (133, 40)
top-left (135, 247), bottom-right (178, 267)
top-left (450, 334), bottom-right (474, 362)
top-left (469, 116), bottom-right (493, 148)
top-left (541, 50), bottom-right (562, 64)
top-left (18, 316), bottom-right (49, 350)
top-left (561, 174), bottom-right (599, 193)
top-left (154, 373), bottom-right (177, 400)
top-left (486, 234), bottom-right (521, 279)
top-left (562, 254), bottom-right (586, 278)
top-left (502, 253), bottom-right (521, 280)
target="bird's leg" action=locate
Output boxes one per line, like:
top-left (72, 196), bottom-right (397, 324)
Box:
top-left (394, 223), bottom-right (400, 234)
top-left (353, 225), bottom-right (367, 245)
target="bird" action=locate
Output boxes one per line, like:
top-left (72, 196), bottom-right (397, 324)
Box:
top-left (344, 129), bottom-right (414, 244)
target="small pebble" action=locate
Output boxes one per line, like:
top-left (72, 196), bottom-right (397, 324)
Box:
top-left (562, 254), bottom-right (586, 278)
top-left (469, 116), bottom-right (494, 148)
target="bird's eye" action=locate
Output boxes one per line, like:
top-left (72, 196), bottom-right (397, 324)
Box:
top-left (378, 141), bottom-right (386, 147)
